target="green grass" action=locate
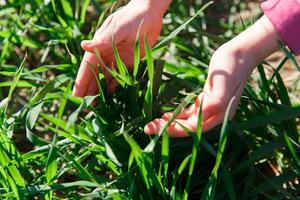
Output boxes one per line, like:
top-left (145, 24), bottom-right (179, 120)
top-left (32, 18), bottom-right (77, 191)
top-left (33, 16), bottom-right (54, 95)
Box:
top-left (0, 0), bottom-right (300, 199)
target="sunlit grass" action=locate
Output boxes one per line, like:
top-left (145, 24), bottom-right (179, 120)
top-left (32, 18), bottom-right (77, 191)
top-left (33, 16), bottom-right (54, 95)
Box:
top-left (0, 0), bottom-right (299, 199)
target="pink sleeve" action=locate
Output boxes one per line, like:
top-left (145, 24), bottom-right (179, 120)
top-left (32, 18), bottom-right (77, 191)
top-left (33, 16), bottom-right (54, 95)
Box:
top-left (261, 0), bottom-right (300, 55)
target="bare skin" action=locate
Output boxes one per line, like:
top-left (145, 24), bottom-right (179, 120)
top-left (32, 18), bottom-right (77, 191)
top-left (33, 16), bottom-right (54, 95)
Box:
top-left (72, 0), bottom-right (170, 97)
top-left (73, 0), bottom-right (280, 137)
top-left (145, 15), bottom-right (279, 137)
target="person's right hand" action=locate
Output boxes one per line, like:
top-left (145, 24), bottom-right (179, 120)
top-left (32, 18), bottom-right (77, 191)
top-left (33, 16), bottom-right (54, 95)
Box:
top-left (72, 0), bottom-right (170, 97)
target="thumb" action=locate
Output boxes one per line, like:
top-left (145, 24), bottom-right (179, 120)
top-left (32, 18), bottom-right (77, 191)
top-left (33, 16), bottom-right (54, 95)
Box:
top-left (81, 25), bottom-right (126, 54)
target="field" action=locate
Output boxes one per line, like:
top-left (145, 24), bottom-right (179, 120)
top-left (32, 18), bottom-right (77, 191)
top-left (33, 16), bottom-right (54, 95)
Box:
top-left (0, 0), bottom-right (300, 199)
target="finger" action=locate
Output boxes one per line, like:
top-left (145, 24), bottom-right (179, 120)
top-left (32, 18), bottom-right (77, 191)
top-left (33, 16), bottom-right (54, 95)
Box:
top-left (201, 94), bottom-right (236, 131)
top-left (202, 70), bottom-right (236, 118)
top-left (81, 14), bottom-right (114, 55)
top-left (82, 15), bottom-right (113, 48)
top-left (202, 112), bottom-right (224, 133)
top-left (201, 92), bottom-right (227, 122)
top-left (73, 52), bottom-right (99, 97)
top-left (144, 118), bottom-right (168, 135)
top-left (97, 61), bottom-right (117, 95)
top-left (166, 115), bottom-right (198, 137)
top-left (81, 22), bottom-right (127, 54)
top-left (83, 79), bottom-right (98, 111)
top-left (116, 43), bottom-right (135, 68)
top-left (108, 79), bottom-right (118, 94)
top-left (161, 112), bottom-right (173, 120)
top-left (202, 81), bottom-right (245, 129)
top-left (162, 103), bottom-right (197, 120)
top-left (86, 77), bottom-right (99, 96)
top-left (137, 31), bottom-right (160, 57)
top-left (144, 115), bottom-right (199, 138)
top-left (202, 87), bottom-right (243, 133)
top-left (100, 45), bottom-right (135, 69)
top-left (103, 68), bottom-right (113, 84)
top-left (147, 26), bottom-right (162, 47)
top-left (101, 63), bottom-right (117, 94)
top-left (162, 93), bottom-right (203, 120)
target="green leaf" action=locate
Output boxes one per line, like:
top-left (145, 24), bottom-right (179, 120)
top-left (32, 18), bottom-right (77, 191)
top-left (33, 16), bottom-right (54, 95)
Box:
top-left (279, 42), bottom-right (300, 72)
top-left (20, 181), bottom-right (98, 195)
top-left (230, 106), bottom-right (300, 131)
top-left (26, 102), bottom-right (48, 146)
top-left (80, 0), bottom-right (91, 25)
top-left (133, 20), bottom-right (143, 82)
top-left (221, 166), bottom-right (237, 200)
top-left (202, 97), bottom-right (235, 200)
top-left (155, 1), bottom-right (213, 48)
top-left (183, 95), bottom-right (203, 200)
top-left (29, 74), bottom-right (70, 107)
top-left (144, 87), bottom-right (200, 153)
top-left (67, 95), bottom-right (98, 128)
top-left (5, 54), bottom-right (26, 112)
top-left (60, 0), bottom-right (74, 19)
top-left (112, 39), bottom-right (130, 77)
top-left (143, 37), bottom-right (154, 120)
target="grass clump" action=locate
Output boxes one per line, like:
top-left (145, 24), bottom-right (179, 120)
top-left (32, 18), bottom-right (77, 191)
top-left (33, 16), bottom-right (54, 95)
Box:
top-left (0, 0), bottom-right (299, 199)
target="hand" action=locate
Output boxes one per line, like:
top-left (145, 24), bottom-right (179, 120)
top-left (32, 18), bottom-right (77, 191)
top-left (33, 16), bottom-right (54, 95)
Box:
top-left (73, 0), bottom-right (169, 97)
top-left (144, 15), bottom-right (279, 137)
top-left (144, 46), bottom-right (246, 137)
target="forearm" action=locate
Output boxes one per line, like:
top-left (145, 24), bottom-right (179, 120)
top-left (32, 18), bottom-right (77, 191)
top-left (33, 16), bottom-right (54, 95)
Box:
top-left (207, 15), bottom-right (280, 87)
top-left (225, 15), bottom-right (279, 68)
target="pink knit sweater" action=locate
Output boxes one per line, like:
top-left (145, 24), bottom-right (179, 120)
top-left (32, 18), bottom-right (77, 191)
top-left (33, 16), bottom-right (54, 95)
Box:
top-left (261, 0), bottom-right (300, 55)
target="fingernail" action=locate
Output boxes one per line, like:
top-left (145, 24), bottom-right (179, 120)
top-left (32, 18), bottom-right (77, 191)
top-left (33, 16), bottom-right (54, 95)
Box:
top-left (81, 40), bottom-right (92, 46)
top-left (144, 125), bottom-right (151, 134)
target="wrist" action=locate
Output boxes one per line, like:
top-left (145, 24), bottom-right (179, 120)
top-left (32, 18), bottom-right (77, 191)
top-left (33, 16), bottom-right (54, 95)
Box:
top-left (219, 41), bottom-right (256, 71)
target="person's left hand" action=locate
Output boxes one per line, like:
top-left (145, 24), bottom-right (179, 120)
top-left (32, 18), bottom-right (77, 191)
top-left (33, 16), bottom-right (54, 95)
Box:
top-left (143, 15), bottom-right (280, 137)
top-left (143, 45), bottom-right (246, 137)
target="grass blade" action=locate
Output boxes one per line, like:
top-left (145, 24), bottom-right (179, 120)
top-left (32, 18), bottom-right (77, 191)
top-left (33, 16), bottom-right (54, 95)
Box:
top-left (202, 97), bottom-right (235, 200)
top-left (133, 19), bottom-right (144, 82)
top-left (183, 96), bottom-right (203, 200)
top-left (155, 1), bottom-right (213, 49)
top-left (143, 37), bottom-right (154, 120)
